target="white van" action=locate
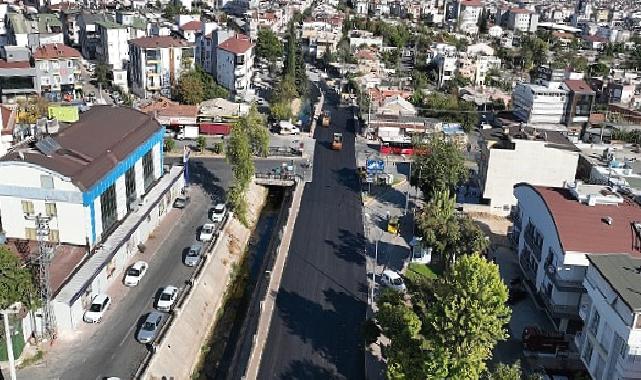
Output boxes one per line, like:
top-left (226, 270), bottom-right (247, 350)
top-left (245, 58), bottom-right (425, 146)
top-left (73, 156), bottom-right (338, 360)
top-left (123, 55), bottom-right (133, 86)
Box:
top-left (279, 121), bottom-right (300, 136)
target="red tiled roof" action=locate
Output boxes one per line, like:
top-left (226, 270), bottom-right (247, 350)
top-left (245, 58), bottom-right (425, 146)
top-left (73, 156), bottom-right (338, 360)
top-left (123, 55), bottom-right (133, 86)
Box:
top-left (529, 185), bottom-right (641, 256)
top-left (33, 43), bottom-right (81, 60)
top-left (510, 8), bottom-right (531, 14)
top-left (129, 36), bottom-right (193, 49)
top-left (564, 79), bottom-right (593, 93)
top-left (218, 35), bottom-right (253, 54)
top-left (583, 35), bottom-right (607, 43)
top-left (139, 97), bottom-right (198, 116)
top-left (181, 20), bottom-right (202, 31)
top-left (0, 60), bottom-right (31, 69)
top-left (461, 0), bottom-right (483, 7)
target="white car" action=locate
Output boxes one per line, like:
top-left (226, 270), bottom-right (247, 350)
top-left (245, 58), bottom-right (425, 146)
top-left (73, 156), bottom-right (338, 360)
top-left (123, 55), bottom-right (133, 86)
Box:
top-left (156, 286), bottom-right (179, 312)
top-left (381, 270), bottom-right (406, 292)
top-left (83, 294), bottom-right (111, 323)
top-left (210, 203), bottom-right (227, 222)
top-left (199, 223), bottom-right (216, 241)
top-left (123, 261), bottom-right (148, 287)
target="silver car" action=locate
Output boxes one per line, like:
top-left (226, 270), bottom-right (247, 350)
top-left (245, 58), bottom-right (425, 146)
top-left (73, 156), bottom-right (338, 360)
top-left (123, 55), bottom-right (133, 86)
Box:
top-left (136, 311), bottom-right (163, 344)
top-left (184, 243), bottom-right (203, 267)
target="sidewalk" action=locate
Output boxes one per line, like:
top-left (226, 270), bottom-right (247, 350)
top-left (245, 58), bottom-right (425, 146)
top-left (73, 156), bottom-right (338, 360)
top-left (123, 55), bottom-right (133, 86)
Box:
top-left (144, 182), bottom-right (268, 380)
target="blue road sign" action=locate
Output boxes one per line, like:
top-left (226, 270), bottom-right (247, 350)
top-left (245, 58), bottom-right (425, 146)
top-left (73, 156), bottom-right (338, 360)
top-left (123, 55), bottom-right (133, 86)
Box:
top-left (366, 159), bottom-right (384, 173)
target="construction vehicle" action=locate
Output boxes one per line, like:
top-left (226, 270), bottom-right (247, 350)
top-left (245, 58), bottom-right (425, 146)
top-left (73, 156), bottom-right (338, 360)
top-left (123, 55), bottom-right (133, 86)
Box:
top-left (322, 111), bottom-right (330, 127)
top-left (522, 326), bottom-right (569, 353)
top-left (387, 215), bottom-right (399, 235)
top-left (332, 133), bottom-right (343, 150)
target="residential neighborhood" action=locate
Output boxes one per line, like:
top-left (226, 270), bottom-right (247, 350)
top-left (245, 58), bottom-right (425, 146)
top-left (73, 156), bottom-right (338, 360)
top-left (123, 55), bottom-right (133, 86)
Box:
top-left (1, 0), bottom-right (641, 379)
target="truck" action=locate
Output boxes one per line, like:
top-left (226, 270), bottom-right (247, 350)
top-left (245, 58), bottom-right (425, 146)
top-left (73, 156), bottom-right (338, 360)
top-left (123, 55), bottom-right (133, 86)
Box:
top-left (522, 326), bottom-right (569, 353)
top-left (322, 111), bottom-right (330, 127)
top-left (175, 126), bottom-right (199, 140)
top-left (332, 132), bottom-right (343, 150)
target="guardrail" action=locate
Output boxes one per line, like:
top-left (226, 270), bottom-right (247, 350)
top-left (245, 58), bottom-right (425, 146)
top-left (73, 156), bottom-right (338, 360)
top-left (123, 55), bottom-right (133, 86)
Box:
top-left (255, 172), bottom-right (297, 181)
top-left (268, 147), bottom-right (303, 157)
top-left (133, 211), bottom-right (230, 379)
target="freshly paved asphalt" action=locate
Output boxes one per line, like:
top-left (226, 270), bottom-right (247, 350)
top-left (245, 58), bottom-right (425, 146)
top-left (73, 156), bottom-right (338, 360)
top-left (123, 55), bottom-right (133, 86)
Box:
top-left (258, 87), bottom-right (367, 379)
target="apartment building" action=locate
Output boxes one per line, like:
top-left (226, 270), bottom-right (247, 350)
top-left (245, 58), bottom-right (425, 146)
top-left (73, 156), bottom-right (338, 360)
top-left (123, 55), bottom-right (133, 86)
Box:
top-left (78, 12), bottom-right (112, 60)
top-left (507, 8), bottom-right (538, 33)
top-left (94, 20), bottom-right (129, 71)
top-left (457, 0), bottom-right (483, 34)
top-left (513, 83), bottom-right (568, 125)
top-left (348, 30), bottom-right (384, 49)
top-left (474, 55), bottom-right (501, 86)
top-left (513, 182), bottom-right (636, 333)
top-left (195, 25), bottom-right (234, 78)
top-left (128, 36), bottom-right (195, 99)
top-left (6, 13), bottom-right (64, 49)
top-left (563, 80), bottom-right (595, 128)
top-left (301, 20), bottom-right (342, 60)
top-left (478, 126), bottom-right (579, 213)
top-left (216, 34), bottom-right (254, 96)
top-left (33, 44), bottom-right (83, 102)
top-left (576, 254), bottom-right (641, 380)
top-left (0, 46), bottom-right (37, 103)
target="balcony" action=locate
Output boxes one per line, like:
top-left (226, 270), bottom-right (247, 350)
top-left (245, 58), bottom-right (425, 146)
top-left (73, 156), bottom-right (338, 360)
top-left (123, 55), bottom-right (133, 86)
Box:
top-left (578, 300), bottom-right (591, 321)
top-left (575, 331), bottom-right (585, 349)
top-left (146, 81), bottom-right (161, 90)
top-left (541, 293), bottom-right (578, 318)
top-left (524, 230), bottom-right (542, 261)
top-left (546, 266), bottom-right (585, 293)
top-left (518, 251), bottom-right (537, 282)
top-left (617, 353), bottom-right (641, 378)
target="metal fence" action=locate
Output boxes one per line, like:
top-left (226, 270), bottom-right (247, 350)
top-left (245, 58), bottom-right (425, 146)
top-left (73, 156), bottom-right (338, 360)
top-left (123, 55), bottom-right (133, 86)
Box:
top-left (267, 147), bottom-right (303, 157)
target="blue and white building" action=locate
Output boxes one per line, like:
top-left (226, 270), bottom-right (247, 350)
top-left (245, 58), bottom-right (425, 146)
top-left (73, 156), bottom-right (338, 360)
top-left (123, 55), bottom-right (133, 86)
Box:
top-left (0, 106), bottom-right (185, 333)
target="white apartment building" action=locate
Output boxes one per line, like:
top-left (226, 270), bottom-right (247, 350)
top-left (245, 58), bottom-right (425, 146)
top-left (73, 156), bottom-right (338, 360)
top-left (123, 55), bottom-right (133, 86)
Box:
top-left (577, 254), bottom-right (641, 380)
top-left (458, 0), bottom-right (483, 34)
top-left (474, 55), bottom-right (501, 86)
top-left (195, 25), bottom-right (233, 77)
top-left (513, 83), bottom-right (568, 125)
top-left (507, 8), bottom-right (538, 33)
top-left (348, 30), bottom-right (384, 49)
top-left (355, 0), bottom-right (368, 15)
top-left (96, 20), bottom-right (129, 71)
top-left (216, 34), bottom-right (254, 96)
top-left (301, 20), bottom-right (342, 60)
top-left (478, 126), bottom-right (579, 213)
top-left (513, 181), bottom-right (634, 333)
top-left (128, 36), bottom-right (195, 99)
top-left (33, 43), bottom-right (83, 102)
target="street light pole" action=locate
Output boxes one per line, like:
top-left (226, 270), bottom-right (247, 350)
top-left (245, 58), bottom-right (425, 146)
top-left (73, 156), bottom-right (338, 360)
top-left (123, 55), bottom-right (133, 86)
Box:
top-left (370, 238), bottom-right (379, 305)
top-left (3, 311), bottom-right (17, 380)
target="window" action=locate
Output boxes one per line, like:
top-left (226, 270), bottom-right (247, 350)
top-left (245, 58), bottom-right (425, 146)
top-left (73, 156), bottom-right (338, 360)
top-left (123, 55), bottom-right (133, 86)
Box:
top-left (142, 150), bottom-right (154, 191)
top-left (40, 175), bottom-right (54, 188)
top-left (25, 228), bottom-right (37, 240)
top-left (45, 202), bottom-right (57, 217)
top-left (590, 310), bottom-right (600, 336)
top-left (48, 229), bottom-right (59, 242)
top-left (125, 167), bottom-right (137, 212)
top-left (100, 184), bottom-right (118, 234)
top-left (22, 200), bottom-right (34, 215)
top-left (583, 340), bottom-right (594, 366)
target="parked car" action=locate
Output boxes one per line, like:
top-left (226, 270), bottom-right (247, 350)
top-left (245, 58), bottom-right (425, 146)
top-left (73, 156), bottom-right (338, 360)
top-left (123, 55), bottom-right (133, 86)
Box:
top-left (156, 286), bottom-right (179, 312)
top-left (381, 270), bottom-right (406, 292)
top-left (136, 311), bottom-right (163, 344)
top-left (507, 277), bottom-right (527, 305)
top-left (83, 294), bottom-right (111, 323)
top-left (184, 243), bottom-right (203, 267)
top-left (173, 196), bottom-right (190, 209)
top-left (199, 223), bottom-right (216, 242)
top-left (123, 261), bottom-right (148, 287)
top-left (210, 203), bottom-right (227, 223)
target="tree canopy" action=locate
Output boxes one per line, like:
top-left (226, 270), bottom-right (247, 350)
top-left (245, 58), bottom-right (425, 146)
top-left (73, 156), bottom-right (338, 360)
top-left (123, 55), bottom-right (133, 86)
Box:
top-left (0, 245), bottom-right (38, 310)
top-left (256, 29), bottom-right (284, 62)
top-left (175, 67), bottom-right (229, 105)
top-left (416, 92), bottom-right (479, 132)
top-left (377, 254), bottom-right (511, 379)
top-left (411, 137), bottom-right (467, 200)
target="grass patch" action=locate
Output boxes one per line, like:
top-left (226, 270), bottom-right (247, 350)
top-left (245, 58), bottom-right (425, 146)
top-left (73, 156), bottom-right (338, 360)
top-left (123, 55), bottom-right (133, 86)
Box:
top-left (405, 262), bottom-right (440, 282)
top-left (19, 349), bottom-right (43, 368)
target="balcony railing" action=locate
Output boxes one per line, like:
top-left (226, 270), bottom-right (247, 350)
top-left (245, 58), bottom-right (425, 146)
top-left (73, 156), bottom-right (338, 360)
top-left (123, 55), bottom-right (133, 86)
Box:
top-left (617, 353), bottom-right (641, 378)
top-left (524, 230), bottom-right (542, 261)
top-left (545, 267), bottom-right (585, 293)
top-left (518, 252), bottom-right (537, 282)
top-left (541, 293), bottom-right (578, 318)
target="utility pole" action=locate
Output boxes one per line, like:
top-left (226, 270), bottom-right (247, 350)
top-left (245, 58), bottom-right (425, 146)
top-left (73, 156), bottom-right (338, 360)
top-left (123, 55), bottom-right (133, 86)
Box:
top-left (26, 213), bottom-right (56, 340)
top-left (2, 308), bottom-right (18, 380)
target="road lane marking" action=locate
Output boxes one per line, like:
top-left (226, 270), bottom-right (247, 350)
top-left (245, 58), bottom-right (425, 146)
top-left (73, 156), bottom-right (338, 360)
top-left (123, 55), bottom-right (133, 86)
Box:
top-left (119, 323), bottom-right (136, 347)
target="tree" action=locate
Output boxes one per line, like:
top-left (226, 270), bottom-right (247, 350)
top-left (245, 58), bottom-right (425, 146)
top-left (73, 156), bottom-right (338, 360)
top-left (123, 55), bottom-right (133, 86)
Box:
top-left (165, 137), bottom-right (176, 152)
top-left (0, 246), bottom-right (38, 310)
top-left (162, 3), bottom-right (186, 19)
top-left (377, 255), bottom-right (510, 379)
top-left (270, 100), bottom-right (293, 121)
top-left (412, 138), bottom-right (467, 201)
top-left (484, 361), bottom-right (544, 380)
top-left (95, 63), bottom-right (109, 86)
top-left (175, 72), bottom-right (205, 105)
top-left (256, 29), bottom-right (284, 62)
top-left (478, 9), bottom-right (489, 34)
top-left (196, 136), bottom-right (207, 152)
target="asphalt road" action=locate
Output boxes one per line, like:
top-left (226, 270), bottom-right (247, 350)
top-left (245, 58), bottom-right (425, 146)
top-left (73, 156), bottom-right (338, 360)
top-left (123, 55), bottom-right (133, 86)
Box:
top-left (258, 85), bottom-right (367, 379)
top-left (17, 161), bottom-right (229, 380)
